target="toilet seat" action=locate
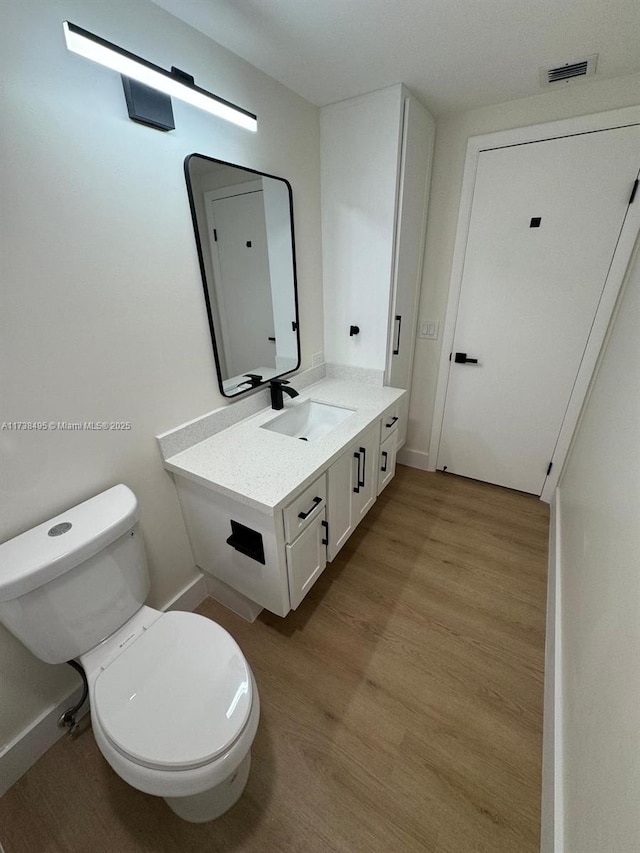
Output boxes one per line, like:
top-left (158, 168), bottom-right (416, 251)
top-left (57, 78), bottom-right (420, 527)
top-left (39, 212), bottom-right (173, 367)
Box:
top-left (93, 611), bottom-right (253, 772)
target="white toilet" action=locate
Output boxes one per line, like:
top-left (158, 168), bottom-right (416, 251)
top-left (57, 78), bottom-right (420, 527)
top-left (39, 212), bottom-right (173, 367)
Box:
top-left (0, 484), bottom-right (260, 823)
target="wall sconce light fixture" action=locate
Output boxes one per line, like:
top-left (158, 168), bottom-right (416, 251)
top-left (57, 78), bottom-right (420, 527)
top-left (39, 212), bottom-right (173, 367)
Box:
top-left (62, 21), bottom-right (257, 133)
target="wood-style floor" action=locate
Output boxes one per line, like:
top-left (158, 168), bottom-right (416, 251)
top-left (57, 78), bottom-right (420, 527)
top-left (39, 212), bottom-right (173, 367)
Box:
top-left (0, 467), bottom-right (549, 853)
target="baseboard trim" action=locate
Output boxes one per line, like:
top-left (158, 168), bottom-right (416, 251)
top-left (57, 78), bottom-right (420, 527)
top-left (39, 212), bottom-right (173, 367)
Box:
top-left (541, 490), bottom-right (564, 853)
top-left (396, 447), bottom-right (429, 470)
top-left (0, 573), bottom-right (209, 798)
top-left (204, 575), bottom-right (263, 622)
top-left (163, 573), bottom-right (208, 613)
top-left (0, 682), bottom-right (88, 798)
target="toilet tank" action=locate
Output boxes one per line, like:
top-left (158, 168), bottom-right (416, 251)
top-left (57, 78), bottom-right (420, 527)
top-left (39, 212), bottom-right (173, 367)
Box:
top-left (0, 485), bottom-right (150, 664)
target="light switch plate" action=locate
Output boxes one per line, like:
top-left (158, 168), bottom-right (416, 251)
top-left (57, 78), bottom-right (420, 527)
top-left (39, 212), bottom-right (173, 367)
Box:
top-left (419, 320), bottom-right (439, 340)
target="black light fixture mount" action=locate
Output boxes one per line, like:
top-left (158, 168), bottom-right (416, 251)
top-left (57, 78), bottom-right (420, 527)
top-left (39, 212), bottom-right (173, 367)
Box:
top-left (121, 77), bottom-right (175, 131)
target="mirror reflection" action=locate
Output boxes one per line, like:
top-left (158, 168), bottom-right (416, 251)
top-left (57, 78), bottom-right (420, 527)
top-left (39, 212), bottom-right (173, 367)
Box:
top-left (185, 155), bottom-right (300, 397)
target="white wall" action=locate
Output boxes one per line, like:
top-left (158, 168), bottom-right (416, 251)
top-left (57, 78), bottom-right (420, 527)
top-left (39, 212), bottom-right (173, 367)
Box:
top-left (0, 0), bottom-right (322, 748)
top-left (405, 72), bottom-right (640, 463)
top-left (556, 242), bottom-right (640, 851)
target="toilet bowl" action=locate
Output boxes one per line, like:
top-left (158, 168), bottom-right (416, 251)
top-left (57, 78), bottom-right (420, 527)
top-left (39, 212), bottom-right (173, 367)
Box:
top-left (0, 485), bottom-right (260, 822)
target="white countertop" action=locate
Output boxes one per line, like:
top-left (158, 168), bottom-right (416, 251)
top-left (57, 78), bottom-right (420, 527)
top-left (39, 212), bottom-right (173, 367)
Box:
top-left (164, 378), bottom-right (405, 514)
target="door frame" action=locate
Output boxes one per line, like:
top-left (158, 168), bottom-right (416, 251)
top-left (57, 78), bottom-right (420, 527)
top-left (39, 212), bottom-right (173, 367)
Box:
top-left (428, 106), bottom-right (640, 502)
top-left (202, 180), bottom-right (265, 378)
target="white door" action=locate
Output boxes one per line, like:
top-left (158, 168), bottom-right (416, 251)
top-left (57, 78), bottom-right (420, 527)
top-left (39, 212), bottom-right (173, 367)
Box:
top-left (209, 191), bottom-right (276, 376)
top-left (438, 125), bottom-right (639, 494)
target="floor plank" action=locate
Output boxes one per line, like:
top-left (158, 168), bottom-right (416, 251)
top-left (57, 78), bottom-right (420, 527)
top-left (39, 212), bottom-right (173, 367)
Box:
top-left (0, 467), bottom-right (549, 852)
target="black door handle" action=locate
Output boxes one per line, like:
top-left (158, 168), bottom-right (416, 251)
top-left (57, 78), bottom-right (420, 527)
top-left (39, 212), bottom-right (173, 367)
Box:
top-left (353, 451), bottom-right (361, 493)
top-left (321, 519), bottom-right (329, 546)
top-left (381, 451), bottom-right (388, 473)
top-left (393, 315), bottom-right (402, 355)
top-left (385, 416), bottom-right (399, 429)
top-left (358, 447), bottom-right (366, 488)
top-left (454, 352), bottom-right (478, 364)
top-left (298, 496), bottom-right (322, 520)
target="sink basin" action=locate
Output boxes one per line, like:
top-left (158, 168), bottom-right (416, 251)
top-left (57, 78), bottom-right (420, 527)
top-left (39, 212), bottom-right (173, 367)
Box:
top-left (261, 400), bottom-right (355, 442)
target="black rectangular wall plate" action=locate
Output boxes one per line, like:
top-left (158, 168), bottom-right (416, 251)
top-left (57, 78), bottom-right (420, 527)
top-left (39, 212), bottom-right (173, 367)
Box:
top-left (121, 76), bottom-right (175, 131)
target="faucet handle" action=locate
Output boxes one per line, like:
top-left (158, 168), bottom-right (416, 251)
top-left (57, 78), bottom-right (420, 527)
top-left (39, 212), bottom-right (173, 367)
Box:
top-left (270, 378), bottom-right (290, 385)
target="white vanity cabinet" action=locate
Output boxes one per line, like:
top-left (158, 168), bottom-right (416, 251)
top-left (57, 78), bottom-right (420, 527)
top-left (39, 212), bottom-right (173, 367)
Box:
top-left (161, 379), bottom-right (407, 619)
top-left (321, 85), bottom-right (435, 447)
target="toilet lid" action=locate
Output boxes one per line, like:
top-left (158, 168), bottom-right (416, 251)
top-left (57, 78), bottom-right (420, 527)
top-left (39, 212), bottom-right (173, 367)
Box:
top-left (94, 611), bottom-right (253, 771)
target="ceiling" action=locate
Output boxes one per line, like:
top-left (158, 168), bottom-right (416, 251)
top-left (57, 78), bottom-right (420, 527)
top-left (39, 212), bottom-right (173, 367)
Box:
top-left (151, 0), bottom-right (640, 115)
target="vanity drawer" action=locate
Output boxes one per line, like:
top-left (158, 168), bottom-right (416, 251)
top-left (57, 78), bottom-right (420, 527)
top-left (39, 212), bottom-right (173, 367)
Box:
top-left (381, 404), bottom-right (401, 441)
top-left (283, 474), bottom-right (327, 543)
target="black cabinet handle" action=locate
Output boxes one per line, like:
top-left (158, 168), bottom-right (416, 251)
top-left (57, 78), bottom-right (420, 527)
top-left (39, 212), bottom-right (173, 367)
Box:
top-left (298, 496), bottom-right (322, 520)
top-left (381, 451), bottom-right (388, 473)
top-left (385, 416), bottom-right (399, 429)
top-left (358, 446), bottom-right (366, 488)
top-left (353, 451), bottom-right (361, 493)
top-left (321, 519), bottom-right (329, 546)
top-left (454, 352), bottom-right (478, 364)
top-left (393, 315), bottom-right (402, 355)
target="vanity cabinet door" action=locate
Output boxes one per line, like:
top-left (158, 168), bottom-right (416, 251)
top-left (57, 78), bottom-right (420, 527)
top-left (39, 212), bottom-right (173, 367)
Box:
top-left (327, 422), bottom-right (380, 560)
top-left (327, 450), bottom-right (354, 560)
top-left (352, 423), bottom-right (379, 522)
top-left (286, 510), bottom-right (327, 609)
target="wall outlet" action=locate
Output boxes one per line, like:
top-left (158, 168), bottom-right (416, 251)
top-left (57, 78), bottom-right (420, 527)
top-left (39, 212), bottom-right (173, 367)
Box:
top-left (419, 320), bottom-right (439, 340)
top-left (312, 351), bottom-right (324, 367)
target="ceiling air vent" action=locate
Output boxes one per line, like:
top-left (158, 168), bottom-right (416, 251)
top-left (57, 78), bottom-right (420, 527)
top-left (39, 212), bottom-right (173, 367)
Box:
top-left (539, 54), bottom-right (598, 87)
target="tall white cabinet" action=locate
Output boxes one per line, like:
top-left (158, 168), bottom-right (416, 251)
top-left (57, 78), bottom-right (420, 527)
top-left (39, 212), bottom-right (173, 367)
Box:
top-left (320, 84), bottom-right (435, 445)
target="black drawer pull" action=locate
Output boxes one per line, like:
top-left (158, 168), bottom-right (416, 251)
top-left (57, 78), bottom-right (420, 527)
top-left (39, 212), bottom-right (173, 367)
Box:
top-left (321, 519), bottom-right (329, 546)
top-left (298, 496), bottom-right (322, 520)
top-left (353, 451), bottom-right (361, 493)
top-left (381, 451), bottom-right (388, 473)
top-left (386, 416), bottom-right (399, 429)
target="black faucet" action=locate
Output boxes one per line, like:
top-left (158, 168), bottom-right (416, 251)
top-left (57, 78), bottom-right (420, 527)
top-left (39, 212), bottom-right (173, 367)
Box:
top-left (243, 374), bottom-right (263, 388)
top-left (270, 378), bottom-right (299, 410)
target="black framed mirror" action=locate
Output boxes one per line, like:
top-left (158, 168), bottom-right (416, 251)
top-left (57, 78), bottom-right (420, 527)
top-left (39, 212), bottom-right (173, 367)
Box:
top-left (184, 154), bottom-right (301, 397)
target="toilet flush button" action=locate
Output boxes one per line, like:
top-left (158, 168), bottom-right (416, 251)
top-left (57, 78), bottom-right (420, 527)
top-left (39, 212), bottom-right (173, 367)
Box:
top-left (48, 522), bottom-right (72, 537)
